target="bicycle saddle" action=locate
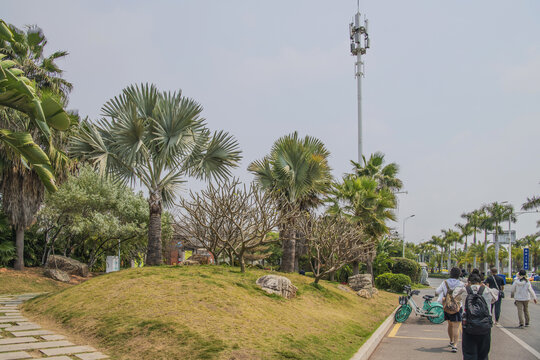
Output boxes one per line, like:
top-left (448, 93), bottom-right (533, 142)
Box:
top-left (411, 290), bottom-right (420, 296)
top-left (422, 295), bottom-right (434, 300)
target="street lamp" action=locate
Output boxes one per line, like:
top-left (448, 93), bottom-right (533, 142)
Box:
top-left (402, 214), bottom-right (415, 258)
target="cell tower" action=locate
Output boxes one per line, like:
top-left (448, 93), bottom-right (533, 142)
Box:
top-left (349, 7), bottom-right (370, 164)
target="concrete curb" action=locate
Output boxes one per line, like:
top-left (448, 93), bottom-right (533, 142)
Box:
top-left (350, 306), bottom-right (398, 360)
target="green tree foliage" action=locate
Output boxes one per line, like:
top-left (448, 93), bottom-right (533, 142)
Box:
top-left (37, 167), bottom-right (149, 270)
top-left (71, 84), bottom-right (241, 266)
top-left (0, 20), bottom-right (73, 270)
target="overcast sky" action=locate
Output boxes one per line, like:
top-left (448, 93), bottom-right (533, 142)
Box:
top-left (5, 0), bottom-right (540, 245)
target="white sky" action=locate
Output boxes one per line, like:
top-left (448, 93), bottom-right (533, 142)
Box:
top-left (5, 0), bottom-right (540, 244)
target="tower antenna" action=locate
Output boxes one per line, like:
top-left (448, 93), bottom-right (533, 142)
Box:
top-left (349, 4), bottom-right (370, 164)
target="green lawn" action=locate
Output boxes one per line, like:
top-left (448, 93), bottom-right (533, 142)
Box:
top-left (0, 268), bottom-right (71, 295)
top-left (23, 265), bottom-right (397, 360)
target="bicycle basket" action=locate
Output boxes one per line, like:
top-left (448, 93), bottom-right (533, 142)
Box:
top-left (399, 296), bottom-right (408, 305)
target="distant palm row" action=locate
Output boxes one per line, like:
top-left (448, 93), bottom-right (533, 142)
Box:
top-left (0, 20), bottom-right (404, 276)
top-left (411, 198), bottom-right (540, 274)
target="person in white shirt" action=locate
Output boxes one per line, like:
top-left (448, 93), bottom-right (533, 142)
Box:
top-left (435, 267), bottom-right (464, 353)
top-left (453, 272), bottom-right (498, 360)
top-left (511, 269), bottom-right (538, 328)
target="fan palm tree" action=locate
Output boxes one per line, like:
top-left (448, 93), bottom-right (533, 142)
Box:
top-left (248, 132), bottom-right (332, 272)
top-left (72, 84), bottom-right (241, 265)
top-left (0, 21), bottom-right (72, 270)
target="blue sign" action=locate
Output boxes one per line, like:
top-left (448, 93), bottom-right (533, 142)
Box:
top-left (524, 248), bottom-right (530, 270)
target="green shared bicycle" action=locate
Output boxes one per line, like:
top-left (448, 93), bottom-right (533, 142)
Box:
top-left (394, 285), bottom-right (444, 324)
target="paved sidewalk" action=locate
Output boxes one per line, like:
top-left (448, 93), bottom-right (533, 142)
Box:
top-left (369, 278), bottom-right (540, 360)
top-left (0, 294), bottom-right (108, 360)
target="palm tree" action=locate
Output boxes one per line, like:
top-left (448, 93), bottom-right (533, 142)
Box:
top-left (349, 152), bottom-right (403, 191)
top-left (442, 229), bottom-right (461, 270)
top-left (462, 210), bottom-right (482, 268)
top-left (522, 196), bottom-right (540, 211)
top-left (72, 84), bottom-right (241, 265)
top-left (455, 222), bottom-right (472, 269)
top-left (249, 132), bottom-right (332, 272)
top-left (329, 175), bottom-right (396, 278)
top-left (0, 21), bottom-right (72, 270)
top-left (484, 202), bottom-right (514, 271)
top-left (478, 210), bottom-right (493, 274)
top-left (429, 235), bottom-right (445, 272)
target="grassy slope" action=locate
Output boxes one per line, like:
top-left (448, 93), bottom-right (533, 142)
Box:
top-left (24, 266), bottom-right (397, 360)
top-left (0, 268), bottom-right (71, 295)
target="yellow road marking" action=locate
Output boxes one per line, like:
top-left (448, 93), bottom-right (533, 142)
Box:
top-left (392, 335), bottom-right (449, 341)
top-left (388, 323), bottom-right (401, 337)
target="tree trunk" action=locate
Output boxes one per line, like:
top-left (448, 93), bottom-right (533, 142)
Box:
top-left (447, 248), bottom-right (451, 271)
top-left (366, 258), bottom-right (374, 284)
top-left (352, 261), bottom-right (360, 275)
top-left (280, 227), bottom-right (296, 273)
top-left (146, 190), bottom-right (163, 266)
top-left (14, 227), bottom-right (24, 270)
top-left (494, 223), bottom-right (500, 272)
top-left (240, 255), bottom-right (246, 273)
top-left (483, 230), bottom-right (488, 275)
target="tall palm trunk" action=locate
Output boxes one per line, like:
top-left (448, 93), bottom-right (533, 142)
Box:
top-left (281, 227), bottom-right (296, 273)
top-left (483, 229), bottom-right (488, 275)
top-left (146, 190), bottom-right (162, 266)
top-left (494, 222), bottom-right (500, 271)
top-left (14, 227), bottom-right (24, 270)
top-left (1, 164), bottom-right (44, 271)
top-left (473, 229), bottom-right (477, 269)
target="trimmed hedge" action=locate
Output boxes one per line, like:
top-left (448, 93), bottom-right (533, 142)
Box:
top-left (391, 257), bottom-right (421, 283)
top-left (375, 272), bottom-right (412, 292)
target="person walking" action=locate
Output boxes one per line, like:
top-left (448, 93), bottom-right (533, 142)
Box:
top-left (484, 267), bottom-right (505, 324)
top-left (435, 267), bottom-right (464, 353)
top-left (454, 273), bottom-right (498, 360)
top-left (511, 269), bottom-right (538, 328)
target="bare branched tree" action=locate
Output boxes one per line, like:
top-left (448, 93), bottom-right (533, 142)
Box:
top-left (299, 213), bottom-right (373, 284)
top-left (176, 179), bottom-right (284, 272)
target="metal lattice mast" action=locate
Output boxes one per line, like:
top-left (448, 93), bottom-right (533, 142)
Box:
top-left (349, 7), bottom-right (370, 164)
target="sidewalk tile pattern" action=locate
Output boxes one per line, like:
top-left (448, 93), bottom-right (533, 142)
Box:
top-left (0, 294), bottom-right (108, 359)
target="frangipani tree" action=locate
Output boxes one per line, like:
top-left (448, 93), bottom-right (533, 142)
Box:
top-left (71, 84), bottom-right (241, 265)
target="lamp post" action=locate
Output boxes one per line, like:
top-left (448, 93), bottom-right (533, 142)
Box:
top-left (402, 214), bottom-right (415, 258)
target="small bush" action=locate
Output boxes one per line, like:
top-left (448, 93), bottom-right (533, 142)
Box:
top-left (375, 272), bottom-right (411, 292)
top-left (391, 257), bottom-right (420, 283)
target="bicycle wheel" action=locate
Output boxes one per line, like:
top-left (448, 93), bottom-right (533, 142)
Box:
top-left (394, 304), bottom-right (412, 323)
top-left (427, 305), bottom-right (444, 324)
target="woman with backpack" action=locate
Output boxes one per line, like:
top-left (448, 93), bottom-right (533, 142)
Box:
top-left (435, 267), bottom-right (464, 353)
top-left (511, 269), bottom-right (538, 328)
top-left (453, 273), bottom-right (499, 360)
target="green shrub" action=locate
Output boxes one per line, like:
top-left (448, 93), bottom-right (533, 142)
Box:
top-left (391, 257), bottom-right (420, 283)
top-left (375, 272), bottom-right (411, 292)
top-left (0, 240), bottom-right (15, 267)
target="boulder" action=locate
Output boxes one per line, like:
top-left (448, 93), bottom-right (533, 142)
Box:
top-left (183, 259), bottom-right (200, 266)
top-left (43, 268), bottom-right (71, 283)
top-left (190, 254), bottom-right (211, 264)
top-left (348, 274), bottom-right (372, 291)
top-left (357, 287), bottom-right (379, 299)
top-left (46, 255), bottom-right (89, 277)
top-left (256, 275), bottom-right (297, 299)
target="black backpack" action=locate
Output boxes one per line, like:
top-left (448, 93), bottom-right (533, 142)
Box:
top-left (462, 285), bottom-right (492, 335)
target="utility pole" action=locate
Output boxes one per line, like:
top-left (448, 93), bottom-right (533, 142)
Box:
top-left (349, 4), bottom-right (370, 164)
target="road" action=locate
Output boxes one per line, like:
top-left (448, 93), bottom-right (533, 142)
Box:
top-left (369, 277), bottom-right (540, 360)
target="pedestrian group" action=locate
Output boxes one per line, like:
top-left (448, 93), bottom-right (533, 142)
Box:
top-left (434, 267), bottom-right (537, 360)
